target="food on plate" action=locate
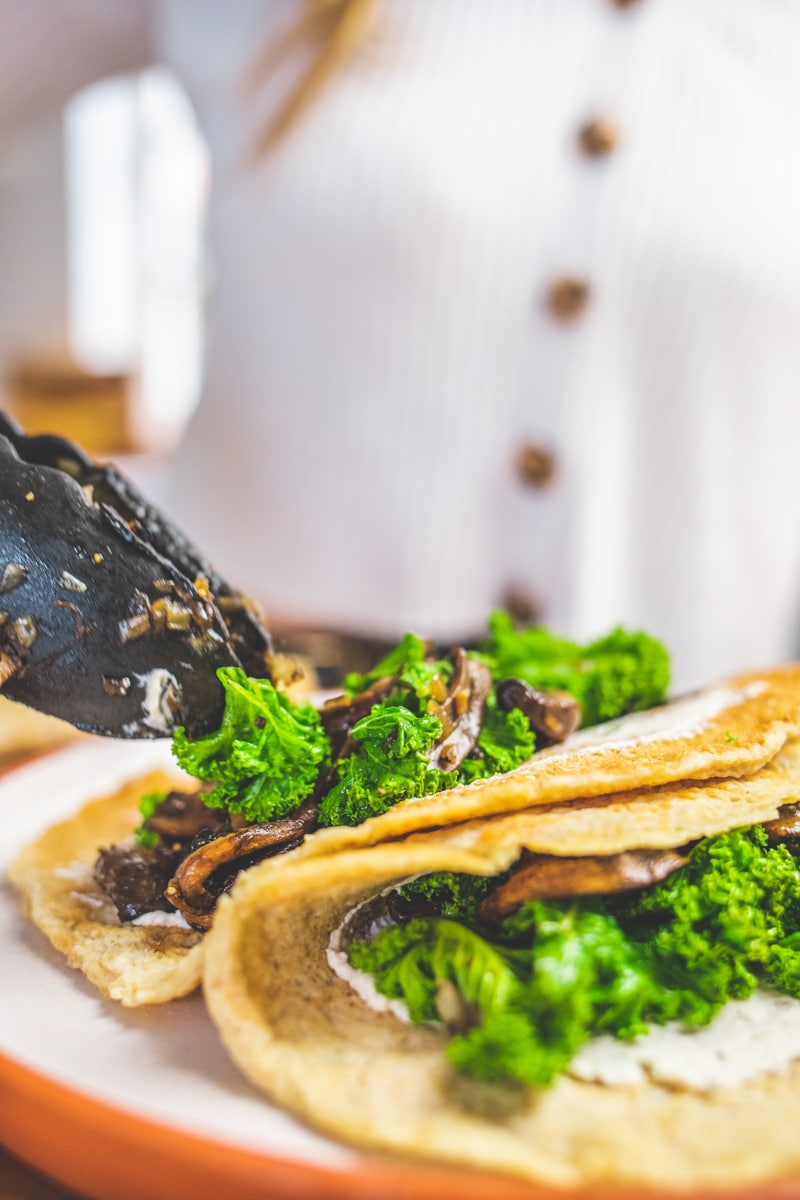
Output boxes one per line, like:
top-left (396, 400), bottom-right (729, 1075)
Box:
top-left (8, 771), bottom-right (204, 1005)
top-left (9, 617), bottom-right (681, 1004)
top-left (203, 731), bottom-right (800, 1189)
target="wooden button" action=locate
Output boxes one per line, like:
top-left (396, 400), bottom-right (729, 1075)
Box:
top-left (516, 442), bottom-right (557, 488)
top-left (610, 0), bottom-right (642, 8)
top-left (501, 586), bottom-right (543, 627)
top-left (578, 117), bottom-right (618, 158)
top-left (546, 276), bottom-right (590, 321)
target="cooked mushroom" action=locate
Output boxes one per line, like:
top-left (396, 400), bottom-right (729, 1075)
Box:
top-left (478, 848), bottom-right (688, 923)
top-left (164, 799), bottom-right (320, 927)
top-left (495, 677), bottom-right (581, 744)
top-left (94, 842), bottom-right (182, 923)
top-left (428, 648), bottom-right (491, 773)
top-left (763, 802), bottom-right (800, 843)
top-left (142, 787), bottom-right (227, 842)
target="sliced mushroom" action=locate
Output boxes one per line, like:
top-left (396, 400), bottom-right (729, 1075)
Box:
top-left (495, 678), bottom-right (581, 744)
top-left (478, 848), bottom-right (688, 923)
top-left (164, 800), bottom-right (320, 928)
top-left (763, 802), bottom-right (800, 843)
top-left (142, 787), bottom-right (226, 843)
top-left (94, 841), bottom-right (181, 923)
top-left (428, 648), bottom-right (491, 773)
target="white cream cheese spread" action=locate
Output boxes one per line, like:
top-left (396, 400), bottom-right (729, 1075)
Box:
top-left (329, 900), bottom-right (800, 1092)
top-left (541, 681), bottom-right (766, 759)
top-left (131, 908), bottom-right (192, 929)
top-left (327, 893), bottom-right (414, 1022)
top-left (55, 861), bottom-right (190, 929)
top-left (569, 989), bottom-right (800, 1090)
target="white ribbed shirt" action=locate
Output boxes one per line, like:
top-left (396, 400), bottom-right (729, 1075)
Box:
top-left (3, 0), bottom-right (800, 689)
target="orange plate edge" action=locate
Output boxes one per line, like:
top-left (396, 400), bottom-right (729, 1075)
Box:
top-left (2, 1049), bottom-right (800, 1200)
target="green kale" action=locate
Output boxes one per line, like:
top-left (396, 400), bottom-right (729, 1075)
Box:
top-left (133, 789), bottom-right (167, 848)
top-left (610, 826), bottom-right (800, 1003)
top-left (352, 901), bottom-right (690, 1088)
top-left (393, 872), bottom-right (495, 921)
top-left (480, 611), bottom-right (670, 727)
top-left (172, 667), bottom-right (330, 822)
top-left (458, 688), bottom-right (535, 783)
top-left (319, 642), bottom-right (535, 827)
top-left (349, 828), bottom-right (800, 1088)
top-left (318, 706), bottom-right (455, 826)
top-left (161, 614), bottom-right (669, 834)
top-left (343, 633), bottom-right (434, 698)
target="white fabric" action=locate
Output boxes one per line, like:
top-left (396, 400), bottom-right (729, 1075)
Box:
top-left (4, 0), bottom-right (800, 689)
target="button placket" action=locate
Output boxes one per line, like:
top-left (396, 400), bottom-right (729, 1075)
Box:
top-left (508, 4), bottom-right (633, 625)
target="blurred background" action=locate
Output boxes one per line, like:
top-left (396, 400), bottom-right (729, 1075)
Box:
top-left (0, 68), bottom-right (205, 455)
top-left (2, 0), bottom-right (800, 694)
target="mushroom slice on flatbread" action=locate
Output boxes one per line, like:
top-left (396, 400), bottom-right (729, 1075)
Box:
top-left (203, 738), bottom-right (800, 1190)
top-left (9, 770), bottom-right (204, 1006)
top-left (295, 667), bottom-right (800, 859)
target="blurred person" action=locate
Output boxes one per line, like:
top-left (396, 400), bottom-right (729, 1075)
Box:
top-left (2, 0), bottom-right (800, 690)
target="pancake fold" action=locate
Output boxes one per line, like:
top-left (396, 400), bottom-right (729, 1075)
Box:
top-left (8, 770), bottom-right (204, 1005)
top-left (203, 734), bottom-right (800, 1188)
top-left (10, 666), bottom-right (800, 1011)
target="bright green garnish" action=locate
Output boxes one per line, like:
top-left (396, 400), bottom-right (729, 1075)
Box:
top-left (133, 789), bottom-right (168, 847)
top-left (318, 706), bottom-right (456, 826)
top-left (172, 667), bottom-right (330, 822)
top-left (171, 615), bottom-right (670, 828)
top-left (342, 632), bottom-right (438, 698)
top-left (480, 611), bottom-right (670, 728)
top-left (349, 827), bottom-right (800, 1088)
top-left (318, 632), bottom-right (535, 827)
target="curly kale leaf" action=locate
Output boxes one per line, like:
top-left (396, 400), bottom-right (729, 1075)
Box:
top-left (134, 789), bottom-right (167, 848)
top-left (350, 829), bottom-right (800, 1088)
top-left (318, 705), bottom-right (455, 826)
top-left (343, 633), bottom-right (438, 698)
top-left (610, 826), bottom-right (800, 1004)
top-left (352, 902), bottom-right (683, 1087)
top-left (480, 611), bottom-right (670, 727)
top-left (172, 667), bottom-right (330, 822)
top-left (394, 872), bottom-right (496, 921)
top-left (459, 688), bottom-right (535, 783)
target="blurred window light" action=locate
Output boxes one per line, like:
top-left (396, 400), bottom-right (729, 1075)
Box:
top-left (64, 69), bottom-right (208, 447)
top-left (64, 76), bottom-right (139, 373)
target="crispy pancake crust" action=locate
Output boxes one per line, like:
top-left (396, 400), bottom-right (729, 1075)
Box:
top-left (204, 741), bottom-right (800, 1189)
top-left (8, 770), bottom-right (204, 1006)
top-left (296, 667), bottom-right (800, 858)
top-left (411, 736), bottom-right (800, 863)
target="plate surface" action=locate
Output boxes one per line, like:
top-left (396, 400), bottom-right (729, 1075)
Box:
top-left (0, 741), bottom-right (540, 1200)
top-left (0, 741), bottom-right (798, 1200)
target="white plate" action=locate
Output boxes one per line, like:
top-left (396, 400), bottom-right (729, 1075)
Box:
top-left (0, 743), bottom-right (366, 1189)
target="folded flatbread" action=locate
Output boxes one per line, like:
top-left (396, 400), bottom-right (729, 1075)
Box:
top-left (10, 666), bottom-right (800, 1010)
top-left (296, 666), bottom-right (800, 857)
top-left (8, 770), bottom-right (204, 1005)
top-left (203, 738), bottom-right (800, 1189)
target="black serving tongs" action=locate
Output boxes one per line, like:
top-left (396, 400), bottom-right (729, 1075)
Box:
top-left (0, 412), bottom-right (273, 738)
